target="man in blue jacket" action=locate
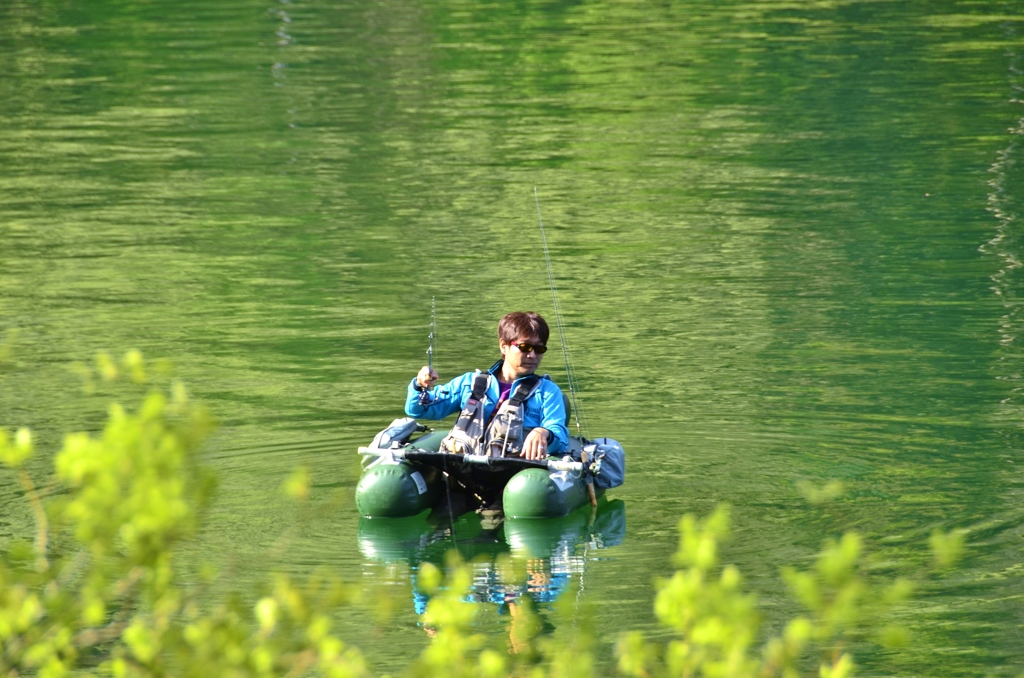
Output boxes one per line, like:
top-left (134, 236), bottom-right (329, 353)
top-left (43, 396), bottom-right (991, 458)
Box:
top-left (406, 311), bottom-right (568, 459)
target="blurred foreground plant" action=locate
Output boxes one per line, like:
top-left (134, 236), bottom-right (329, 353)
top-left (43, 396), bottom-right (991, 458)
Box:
top-left (614, 503), bottom-right (960, 678)
top-left (0, 351), bottom-right (368, 677)
top-left (0, 350), bottom-right (964, 677)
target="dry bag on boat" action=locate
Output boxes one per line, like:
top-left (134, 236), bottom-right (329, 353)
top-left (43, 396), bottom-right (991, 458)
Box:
top-left (371, 417), bottom-right (425, 449)
top-left (583, 437), bottom-right (625, 489)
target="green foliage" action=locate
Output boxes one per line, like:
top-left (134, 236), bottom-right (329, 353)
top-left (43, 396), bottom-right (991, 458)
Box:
top-left (615, 506), bottom-right (759, 678)
top-left (795, 480), bottom-right (845, 506)
top-left (656, 506), bottom-right (760, 677)
top-left (929, 528), bottom-right (966, 570)
top-left (615, 504), bottom-right (927, 678)
top-left (0, 427), bottom-right (34, 467)
top-left (0, 351), bottom-right (368, 678)
top-left (406, 551), bottom-right (601, 678)
top-left (55, 390), bottom-right (214, 570)
top-left (283, 466), bottom-right (312, 501)
top-left (0, 352), bottom-right (965, 677)
top-left (407, 553), bottom-right (507, 678)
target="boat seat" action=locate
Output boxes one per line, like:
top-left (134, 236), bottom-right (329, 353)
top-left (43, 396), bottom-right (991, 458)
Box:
top-left (562, 392), bottom-right (571, 428)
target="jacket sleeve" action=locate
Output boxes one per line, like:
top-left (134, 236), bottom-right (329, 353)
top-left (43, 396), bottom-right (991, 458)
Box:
top-left (405, 374), bottom-right (467, 420)
top-left (538, 382), bottom-right (569, 454)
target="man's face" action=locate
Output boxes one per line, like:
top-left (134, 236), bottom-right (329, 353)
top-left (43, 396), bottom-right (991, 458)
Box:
top-left (500, 334), bottom-right (545, 378)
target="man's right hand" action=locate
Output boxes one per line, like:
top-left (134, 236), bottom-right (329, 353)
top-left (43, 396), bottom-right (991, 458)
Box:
top-left (416, 366), bottom-right (438, 390)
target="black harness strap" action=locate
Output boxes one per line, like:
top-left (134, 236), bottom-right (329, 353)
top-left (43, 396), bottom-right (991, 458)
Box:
top-left (469, 371), bottom-right (490, 402)
top-left (446, 371), bottom-right (492, 451)
top-left (508, 375), bottom-right (541, 407)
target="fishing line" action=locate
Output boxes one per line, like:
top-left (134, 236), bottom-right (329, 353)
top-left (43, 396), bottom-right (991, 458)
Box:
top-left (428, 296), bottom-right (435, 374)
top-left (534, 187), bottom-right (590, 441)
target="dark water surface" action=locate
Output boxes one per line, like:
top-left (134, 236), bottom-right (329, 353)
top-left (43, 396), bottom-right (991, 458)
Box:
top-left (2, 0), bottom-right (1023, 673)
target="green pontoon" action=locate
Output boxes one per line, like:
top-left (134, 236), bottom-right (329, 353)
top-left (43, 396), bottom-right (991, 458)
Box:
top-left (356, 423), bottom-right (624, 519)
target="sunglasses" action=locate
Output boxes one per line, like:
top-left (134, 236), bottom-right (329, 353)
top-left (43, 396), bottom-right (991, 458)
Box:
top-left (511, 341), bottom-right (548, 355)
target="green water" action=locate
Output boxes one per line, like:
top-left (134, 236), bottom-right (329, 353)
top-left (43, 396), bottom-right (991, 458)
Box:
top-left (2, 0), bottom-right (1023, 673)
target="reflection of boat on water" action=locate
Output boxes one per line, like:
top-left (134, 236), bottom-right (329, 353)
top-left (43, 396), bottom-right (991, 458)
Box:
top-left (358, 500), bottom-right (626, 614)
top-left (505, 500), bottom-right (625, 559)
top-left (357, 498), bottom-right (627, 565)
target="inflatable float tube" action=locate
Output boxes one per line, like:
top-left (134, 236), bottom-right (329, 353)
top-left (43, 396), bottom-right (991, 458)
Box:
top-left (356, 429), bottom-right (605, 519)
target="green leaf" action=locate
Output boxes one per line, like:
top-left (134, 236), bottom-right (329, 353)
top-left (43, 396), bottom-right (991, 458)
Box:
top-left (930, 528), bottom-right (967, 569)
top-left (0, 427), bottom-right (34, 467)
top-left (282, 466), bottom-right (310, 501)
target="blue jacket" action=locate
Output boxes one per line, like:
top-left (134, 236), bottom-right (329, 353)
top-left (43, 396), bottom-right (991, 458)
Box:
top-left (405, 360), bottom-right (569, 454)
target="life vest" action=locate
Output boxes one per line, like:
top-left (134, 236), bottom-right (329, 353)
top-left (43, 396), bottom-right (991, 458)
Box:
top-left (440, 370), bottom-right (543, 457)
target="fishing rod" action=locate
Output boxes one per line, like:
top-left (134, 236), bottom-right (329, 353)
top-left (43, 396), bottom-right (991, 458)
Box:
top-left (358, 446), bottom-right (585, 473)
top-left (419, 297), bottom-right (436, 406)
top-left (534, 188), bottom-right (589, 441)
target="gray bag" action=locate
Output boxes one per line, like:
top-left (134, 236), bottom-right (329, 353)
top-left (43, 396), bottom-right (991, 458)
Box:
top-left (583, 437), bottom-right (625, 489)
top-left (371, 417), bottom-right (424, 449)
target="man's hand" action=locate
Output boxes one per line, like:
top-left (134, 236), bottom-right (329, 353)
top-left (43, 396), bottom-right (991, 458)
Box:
top-left (416, 366), bottom-right (438, 390)
top-left (521, 428), bottom-right (550, 460)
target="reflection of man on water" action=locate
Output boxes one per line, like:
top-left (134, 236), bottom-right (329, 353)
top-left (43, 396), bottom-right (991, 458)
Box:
top-left (506, 558), bottom-right (564, 655)
top-left (406, 311), bottom-right (568, 460)
top-left (368, 500), bottom-right (626, 644)
top-left (412, 556), bottom-right (573, 612)
top-left (412, 548), bottom-right (574, 645)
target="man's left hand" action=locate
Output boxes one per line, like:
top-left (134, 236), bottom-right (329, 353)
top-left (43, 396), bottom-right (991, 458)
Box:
top-left (521, 428), bottom-right (550, 461)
